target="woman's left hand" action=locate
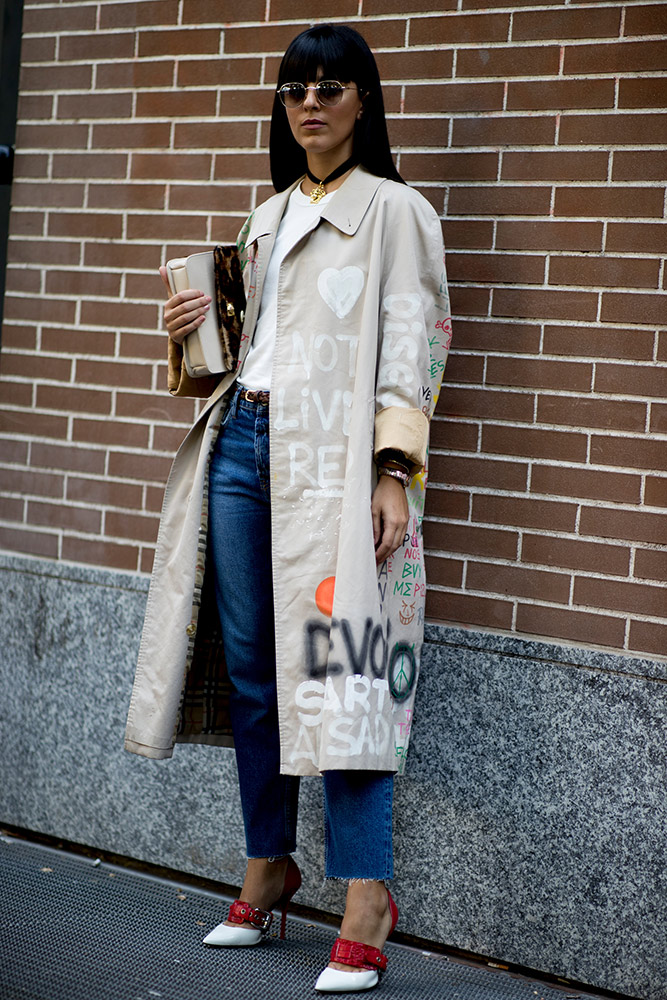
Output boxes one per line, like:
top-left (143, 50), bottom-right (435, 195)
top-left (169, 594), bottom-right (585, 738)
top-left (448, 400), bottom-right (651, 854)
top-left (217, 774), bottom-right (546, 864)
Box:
top-left (371, 474), bottom-right (409, 565)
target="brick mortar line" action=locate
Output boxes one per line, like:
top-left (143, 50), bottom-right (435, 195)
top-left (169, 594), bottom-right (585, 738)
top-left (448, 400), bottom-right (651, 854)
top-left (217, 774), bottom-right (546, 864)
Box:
top-left (438, 392), bottom-right (667, 404)
top-left (1, 521), bottom-right (150, 543)
top-left (26, 20), bottom-right (646, 39)
top-left (0, 472), bottom-right (179, 490)
top-left (426, 505), bottom-right (667, 526)
top-left (3, 413), bottom-right (665, 444)
top-left (16, 81), bottom-right (667, 96)
top-left (13, 137), bottom-right (667, 146)
top-left (433, 424), bottom-right (667, 441)
top-left (21, 1), bottom-right (652, 9)
top-left (469, 561), bottom-right (667, 586)
top-left (3, 419), bottom-right (658, 442)
top-left (426, 501), bottom-right (666, 518)
top-left (447, 213), bottom-right (663, 222)
top-left (6, 234), bottom-right (666, 249)
top-left (440, 395), bottom-right (662, 408)
top-left (0, 433), bottom-right (183, 457)
top-left (421, 541), bottom-right (637, 559)
top-left (426, 586), bottom-right (664, 620)
top-left (10, 253), bottom-right (663, 269)
top-left (14, 210), bottom-right (665, 224)
top-left (428, 580), bottom-right (666, 605)
top-left (11, 150), bottom-right (667, 160)
top-left (423, 532), bottom-right (645, 551)
top-left (2, 425), bottom-right (664, 460)
top-left (440, 369), bottom-right (662, 380)
top-left (0, 409), bottom-right (192, 431)
top-left (15, 131), bottom-right (667, 140)
top-left (20, 42), bottom-right (665, 67)
top-left (425, 465), bottom-right (666, 483)
top-left (451, 601), bottom-right (664, 626)
top-left (452, 280), bottom-right (667, 290)
top-left (440, 175), bottom-right (667, 181)
top-left (446, 280), bottom-right (666, 291)
top-left (429, 563), bottom-right (665, 589)
top-left (20, 67), bottom-right (667, 80)
top-left (5, 352), bottom-right (665, 374)
top-left (444, 320), bottom-right (658, 329)
top-left (17, 78), bottom-right (667, 93)
top-left (445, 250), bottom-right (665, 257)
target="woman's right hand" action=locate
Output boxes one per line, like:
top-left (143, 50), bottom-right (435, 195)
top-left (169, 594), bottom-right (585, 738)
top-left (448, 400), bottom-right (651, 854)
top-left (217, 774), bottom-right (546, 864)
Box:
top-left (158, 265), bottom-right (211, 345)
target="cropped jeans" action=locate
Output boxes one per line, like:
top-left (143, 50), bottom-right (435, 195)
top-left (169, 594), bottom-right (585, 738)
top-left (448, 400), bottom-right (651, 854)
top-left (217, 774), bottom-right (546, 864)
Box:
top-left (208, 385), bottom-right (394, 881)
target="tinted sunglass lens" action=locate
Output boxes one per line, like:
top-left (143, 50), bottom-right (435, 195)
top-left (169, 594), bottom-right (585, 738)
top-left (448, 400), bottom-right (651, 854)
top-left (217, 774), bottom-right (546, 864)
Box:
top-left (280, 84), bottom-right (306, 107)
top-left (317, 82), bottom-right (344, 104)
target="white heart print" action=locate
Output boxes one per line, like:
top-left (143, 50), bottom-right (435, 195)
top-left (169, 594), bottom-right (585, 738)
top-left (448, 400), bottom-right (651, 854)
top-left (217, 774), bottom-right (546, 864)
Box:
top-left (317, 266), bottom-right (365, 319)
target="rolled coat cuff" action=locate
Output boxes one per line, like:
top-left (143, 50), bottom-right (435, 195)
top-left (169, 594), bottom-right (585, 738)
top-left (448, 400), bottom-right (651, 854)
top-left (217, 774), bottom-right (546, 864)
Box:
top-left (374, 406), bottom-right (429, 473)
top-left (167, 336), bottom-right (221, 398)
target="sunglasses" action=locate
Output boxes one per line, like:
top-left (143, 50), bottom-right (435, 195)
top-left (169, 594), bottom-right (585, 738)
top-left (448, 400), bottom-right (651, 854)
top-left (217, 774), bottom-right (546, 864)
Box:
top-left (277, 81), bottom-right (358, 109)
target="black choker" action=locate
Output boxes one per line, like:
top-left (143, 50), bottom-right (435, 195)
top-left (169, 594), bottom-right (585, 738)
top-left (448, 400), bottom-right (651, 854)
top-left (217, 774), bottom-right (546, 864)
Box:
top-left (306, 155), bottom-right (357, 203)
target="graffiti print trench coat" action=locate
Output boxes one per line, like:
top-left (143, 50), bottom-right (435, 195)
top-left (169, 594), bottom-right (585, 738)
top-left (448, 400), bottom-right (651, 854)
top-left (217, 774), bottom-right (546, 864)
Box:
top-left (125, 166), bottom-right (451, 776)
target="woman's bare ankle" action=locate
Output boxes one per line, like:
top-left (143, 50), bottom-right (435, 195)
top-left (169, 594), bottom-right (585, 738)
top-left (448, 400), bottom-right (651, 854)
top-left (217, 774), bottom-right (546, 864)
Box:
top-left (329, 880), bottom-right (392, 972)
top-left (226, 856), bottom-right (290, 926)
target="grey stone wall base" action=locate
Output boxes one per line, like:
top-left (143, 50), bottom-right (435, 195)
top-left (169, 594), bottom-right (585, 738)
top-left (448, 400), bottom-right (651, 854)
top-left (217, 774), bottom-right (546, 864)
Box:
top-left (1, 553), bottom-right (664, 999)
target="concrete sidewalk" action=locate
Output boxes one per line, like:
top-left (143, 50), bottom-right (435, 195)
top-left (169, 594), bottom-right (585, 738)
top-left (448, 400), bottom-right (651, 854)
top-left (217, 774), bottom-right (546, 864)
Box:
top-left (0, 835), bottom-right (612, 1000)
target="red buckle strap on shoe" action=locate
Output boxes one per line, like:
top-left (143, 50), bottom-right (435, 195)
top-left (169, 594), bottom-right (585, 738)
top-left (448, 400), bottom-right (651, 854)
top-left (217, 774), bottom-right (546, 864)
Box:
top-left (329, 938), bottom-right (388, 972)
top-left (227, 899), bottom-right (273, 933)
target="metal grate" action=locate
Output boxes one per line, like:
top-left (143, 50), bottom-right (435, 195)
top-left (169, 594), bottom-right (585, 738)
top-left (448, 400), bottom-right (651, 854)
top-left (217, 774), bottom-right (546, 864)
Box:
top-left (0, 838), bottom-right (591, 1000)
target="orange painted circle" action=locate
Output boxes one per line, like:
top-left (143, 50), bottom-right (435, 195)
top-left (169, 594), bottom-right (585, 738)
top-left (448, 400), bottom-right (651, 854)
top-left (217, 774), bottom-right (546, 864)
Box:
top-left (315, 576), bottom-right (336, 617)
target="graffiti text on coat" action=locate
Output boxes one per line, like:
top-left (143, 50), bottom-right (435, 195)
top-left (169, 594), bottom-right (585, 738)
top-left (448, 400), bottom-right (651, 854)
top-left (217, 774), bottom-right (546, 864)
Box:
top-left (306, 617), bottom-right (392, 678)
top-left (305, 617), bottom-right (417, 699)
top-left (275, 385), bottom-right (353, 437)
top-left (287, 330), bottom-right (359, 378)
top-left (287, 442), bottom-right (346, 494)
top-left (378, 292), bottom-right (422, 388)
top-left (291, 674), bottom-right (392, 762)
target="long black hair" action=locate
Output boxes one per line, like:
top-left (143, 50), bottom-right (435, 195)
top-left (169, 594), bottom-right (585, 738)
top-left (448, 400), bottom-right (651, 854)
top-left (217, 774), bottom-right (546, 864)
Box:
top-left (269, 23), bottom-right (404, 192)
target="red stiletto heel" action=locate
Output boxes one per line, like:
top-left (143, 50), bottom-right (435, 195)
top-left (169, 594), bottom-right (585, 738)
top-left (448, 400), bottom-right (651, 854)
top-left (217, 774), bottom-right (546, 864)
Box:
top-left (315, 888), bottom-right (399, 992)
top-left (203, 856), bottom-right (301, 947)
top-left (277, 855), bottom-right (302, 940)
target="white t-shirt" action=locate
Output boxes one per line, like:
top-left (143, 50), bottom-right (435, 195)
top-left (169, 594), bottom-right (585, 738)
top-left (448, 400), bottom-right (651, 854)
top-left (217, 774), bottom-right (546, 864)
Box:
top-left (239, 184), bottom-right (335, 391)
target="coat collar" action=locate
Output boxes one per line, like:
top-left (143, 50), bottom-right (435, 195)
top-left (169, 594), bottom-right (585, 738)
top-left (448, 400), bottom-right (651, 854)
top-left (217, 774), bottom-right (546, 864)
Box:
top-left (243, 166), bottom-right (386, 245)
top-left (320, 166), bottom-right (386, 235)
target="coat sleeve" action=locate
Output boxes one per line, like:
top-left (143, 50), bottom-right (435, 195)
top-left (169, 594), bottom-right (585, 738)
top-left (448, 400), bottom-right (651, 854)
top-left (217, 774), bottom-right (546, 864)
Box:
top-left (373, 188), bottom-right (451, 473)
top-left (167, 337), bottom-right (221, 398)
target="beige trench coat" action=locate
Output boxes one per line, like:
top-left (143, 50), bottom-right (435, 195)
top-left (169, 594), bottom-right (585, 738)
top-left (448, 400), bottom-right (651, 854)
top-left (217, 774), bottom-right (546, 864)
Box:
top-left (125, 167), bottom-right (451, 776)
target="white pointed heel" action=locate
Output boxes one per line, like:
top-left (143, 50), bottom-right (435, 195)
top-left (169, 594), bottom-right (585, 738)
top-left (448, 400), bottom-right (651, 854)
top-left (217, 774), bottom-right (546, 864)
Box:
top-left (314, 889), bottom-right (399, 993)
top-left (203, 899), bottom-right (272, 947)
top-left (203, 857), bottom-right (302, 947)
top-left (203, 921), bottom-right (262, 946)
top-left (315, 966), bottom-right (379, 992)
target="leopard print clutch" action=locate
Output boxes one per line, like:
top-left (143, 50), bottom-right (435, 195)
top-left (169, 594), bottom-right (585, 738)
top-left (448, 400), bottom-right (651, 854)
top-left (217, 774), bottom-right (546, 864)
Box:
top-left (213, 244), bottom-right (246, 373)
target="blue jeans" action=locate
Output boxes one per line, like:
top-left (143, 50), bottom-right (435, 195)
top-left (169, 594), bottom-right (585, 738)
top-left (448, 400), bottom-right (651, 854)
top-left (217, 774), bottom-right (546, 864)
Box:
top-left (208, 386), bottom-right (394, 880)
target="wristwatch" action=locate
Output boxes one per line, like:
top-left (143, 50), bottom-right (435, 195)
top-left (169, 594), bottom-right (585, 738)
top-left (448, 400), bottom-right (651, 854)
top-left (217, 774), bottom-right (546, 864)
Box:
top-left (377, 466), bottom-right (411, 488)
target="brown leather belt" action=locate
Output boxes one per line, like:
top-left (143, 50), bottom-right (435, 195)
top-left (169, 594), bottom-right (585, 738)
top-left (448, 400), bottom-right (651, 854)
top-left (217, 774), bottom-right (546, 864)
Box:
top-left (240, 387), bottom-right (270, 405)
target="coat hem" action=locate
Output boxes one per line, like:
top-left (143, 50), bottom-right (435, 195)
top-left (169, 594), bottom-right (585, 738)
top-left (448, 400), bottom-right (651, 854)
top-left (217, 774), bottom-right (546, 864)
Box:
top-left (124, 738), bottom-right (175, 760)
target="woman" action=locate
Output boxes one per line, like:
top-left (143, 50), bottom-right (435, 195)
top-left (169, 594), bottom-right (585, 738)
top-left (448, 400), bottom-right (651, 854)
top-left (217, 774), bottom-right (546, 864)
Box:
top-left (125, 22), bottom-right (450, 993)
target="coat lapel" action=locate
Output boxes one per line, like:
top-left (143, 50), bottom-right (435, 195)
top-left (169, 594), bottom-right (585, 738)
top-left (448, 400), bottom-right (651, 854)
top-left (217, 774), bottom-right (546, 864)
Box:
top-left (319, 167), bottom-right (386, 235)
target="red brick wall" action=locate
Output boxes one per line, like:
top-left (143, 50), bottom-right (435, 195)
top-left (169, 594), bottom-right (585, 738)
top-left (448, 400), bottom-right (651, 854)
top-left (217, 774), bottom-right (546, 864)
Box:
top-left (1, 1), bottom-right (665, 657)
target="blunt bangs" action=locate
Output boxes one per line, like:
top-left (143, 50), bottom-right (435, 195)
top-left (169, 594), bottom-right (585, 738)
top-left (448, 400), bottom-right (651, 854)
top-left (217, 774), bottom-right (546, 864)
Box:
top-left (277, 29), bottom-right (368, 90)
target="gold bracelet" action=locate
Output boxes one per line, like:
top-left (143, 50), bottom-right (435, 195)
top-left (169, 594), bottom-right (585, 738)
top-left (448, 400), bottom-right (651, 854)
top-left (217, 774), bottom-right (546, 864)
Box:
top-left (377, 450), bottom-right (410, 474)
